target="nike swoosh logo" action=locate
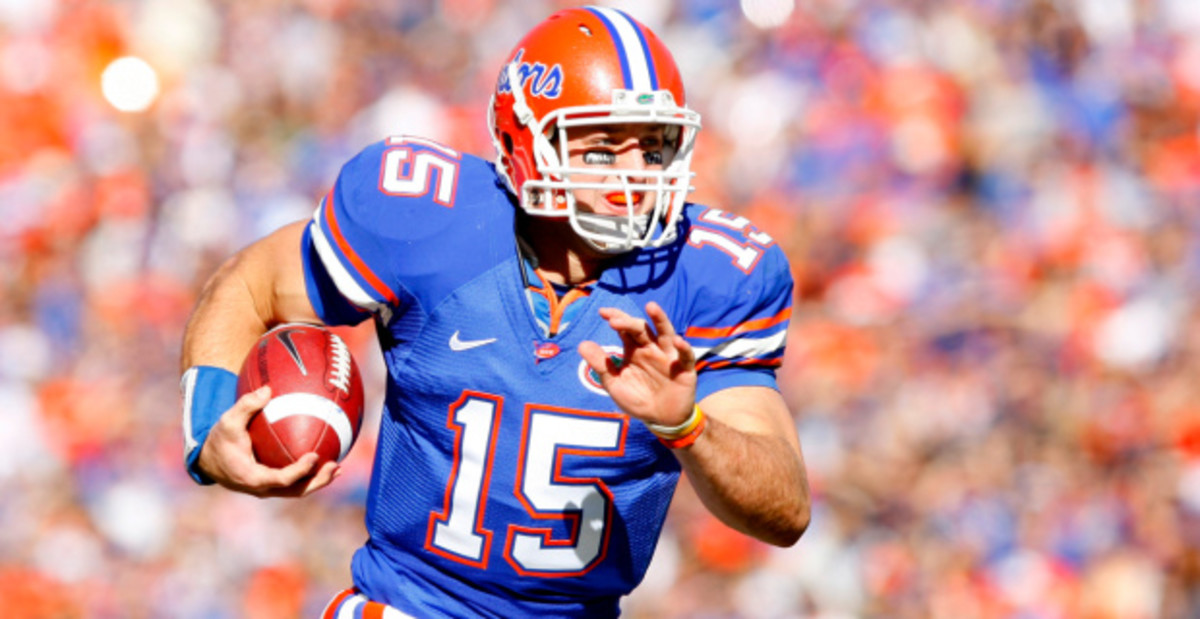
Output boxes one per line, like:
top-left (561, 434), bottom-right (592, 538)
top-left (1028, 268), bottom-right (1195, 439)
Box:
top-left (449, 331), bottom-right (497, 351)
top-left (275, 329), bottom-right (308, 375)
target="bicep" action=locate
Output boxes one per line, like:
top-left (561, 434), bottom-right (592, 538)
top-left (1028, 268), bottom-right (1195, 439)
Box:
top-left (181, 220), bottom-right (319, 371)
top-left (244, 220), bottom-right (322, 326)
top-left (698, 386), bottom-right (800, 454)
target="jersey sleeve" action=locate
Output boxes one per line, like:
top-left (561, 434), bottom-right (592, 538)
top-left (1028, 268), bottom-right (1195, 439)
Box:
top-left (301, 137), bottom-right (515, 327)
top-left (681, 208), bottom-right (794, 401)
top-left (304, 142), bottom-right (410, 326)
top-left (302, 219), bottom-right (383, 326)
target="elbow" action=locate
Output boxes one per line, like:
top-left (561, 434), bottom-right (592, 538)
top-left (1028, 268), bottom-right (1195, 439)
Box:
top-left (757, 500), bottom-right (811, 548)
top-left (780, 467), bottom-right (814, 546)
top-left (776, 502), bottom-right (812, 547)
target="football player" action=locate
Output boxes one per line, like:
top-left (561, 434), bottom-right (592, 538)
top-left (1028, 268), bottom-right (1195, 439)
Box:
top-left (181, 6), bottom-right (810, 617)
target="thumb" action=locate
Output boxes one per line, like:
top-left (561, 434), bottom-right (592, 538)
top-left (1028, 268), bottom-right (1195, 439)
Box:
top-left (228, 385), bottom-right (272, 425)
top-left (578, 341), bottom-right (611, 379)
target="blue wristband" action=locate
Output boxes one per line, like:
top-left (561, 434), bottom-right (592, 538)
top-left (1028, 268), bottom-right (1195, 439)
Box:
top-left (181, 366), bottom-right (238, 485)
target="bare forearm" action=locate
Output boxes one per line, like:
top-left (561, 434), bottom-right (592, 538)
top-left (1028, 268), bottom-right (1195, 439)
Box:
top-left (674, 415), bottom-right (810, 546)
top-left (579, 307), bottom-right (809, 546)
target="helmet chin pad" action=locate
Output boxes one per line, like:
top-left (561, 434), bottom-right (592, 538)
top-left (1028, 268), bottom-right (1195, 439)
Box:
top-left (572, 212), bottom-right (657, 254)
top-left (521, 161), bottom-right (684, 254)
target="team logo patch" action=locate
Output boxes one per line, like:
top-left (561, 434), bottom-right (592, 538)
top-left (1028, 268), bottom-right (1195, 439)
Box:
top-left (578, 345), bottom-right (624, 396)
top-left (497, 49), bottom-right (563, 99)
top-left (535, 342), bottom-right (560, 361)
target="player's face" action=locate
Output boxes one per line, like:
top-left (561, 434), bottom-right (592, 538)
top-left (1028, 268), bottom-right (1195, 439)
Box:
top-left (563, 124), bottom-right (667, 217)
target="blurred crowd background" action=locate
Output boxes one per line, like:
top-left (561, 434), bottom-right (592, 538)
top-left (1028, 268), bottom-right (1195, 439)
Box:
top-left (2, 0), bottom-right (1200, 616)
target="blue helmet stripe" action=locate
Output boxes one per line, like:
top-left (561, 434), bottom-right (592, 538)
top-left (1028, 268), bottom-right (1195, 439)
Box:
top-left (585, 7), bottom-right (633, 89)
top-left (586, 6), bottom-right (656, 91)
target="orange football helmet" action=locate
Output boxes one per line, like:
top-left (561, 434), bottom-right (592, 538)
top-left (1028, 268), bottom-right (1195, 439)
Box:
top-left (488, 7), bottom-right (702, 253)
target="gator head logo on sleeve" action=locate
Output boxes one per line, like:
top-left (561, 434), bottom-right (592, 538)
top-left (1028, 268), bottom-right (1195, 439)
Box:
top-left (578, 346), bottom-right (624, 396)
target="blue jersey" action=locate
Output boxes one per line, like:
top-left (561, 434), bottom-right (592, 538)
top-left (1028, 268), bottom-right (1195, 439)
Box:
top-left (301, 136), bottom-right (793, 618)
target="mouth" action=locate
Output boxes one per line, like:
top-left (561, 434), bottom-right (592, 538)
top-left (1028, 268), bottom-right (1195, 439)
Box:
top-left (604, 191), bottom-right (644, 208)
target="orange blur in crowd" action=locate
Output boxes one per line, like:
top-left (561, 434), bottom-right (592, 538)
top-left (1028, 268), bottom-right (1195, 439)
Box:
top-left (2, 0), bottom-right (1200, 617)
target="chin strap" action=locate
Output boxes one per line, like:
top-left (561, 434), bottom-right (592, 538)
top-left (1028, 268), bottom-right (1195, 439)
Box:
top-left (506, 63), bottom-right (536, 127)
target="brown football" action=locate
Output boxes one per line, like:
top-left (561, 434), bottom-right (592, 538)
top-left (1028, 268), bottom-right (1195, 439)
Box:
top-left (237, 323), bottom-right (364, 468)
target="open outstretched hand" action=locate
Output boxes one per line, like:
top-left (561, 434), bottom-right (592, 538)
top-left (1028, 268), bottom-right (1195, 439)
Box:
top-left (578, 302), bottom-right (697, 427)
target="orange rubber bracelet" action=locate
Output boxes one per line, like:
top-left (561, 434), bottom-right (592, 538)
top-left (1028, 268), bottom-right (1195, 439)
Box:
top-left (654, 406), bottom-right (707, 449)
top-left (647, 405), bottom-right (702, 438)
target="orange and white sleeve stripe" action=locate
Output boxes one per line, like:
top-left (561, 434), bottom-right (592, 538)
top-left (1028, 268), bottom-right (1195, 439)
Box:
top-left (309, 190), bottom-right (397, 320)
top-left (686, 306), bottom-right (791, 371)
top-left (321, 588), bottom-right (417, 619)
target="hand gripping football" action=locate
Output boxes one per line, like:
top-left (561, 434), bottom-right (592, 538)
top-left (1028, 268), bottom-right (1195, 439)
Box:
top-left (237, 323), bottom-right (365, 469)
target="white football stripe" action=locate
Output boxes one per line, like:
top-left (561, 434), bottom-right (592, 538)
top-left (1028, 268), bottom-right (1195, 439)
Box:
top-left (591, 7), bottom-right (653, 91)
top-left (263, 392), bottom-right (355, 461)
top-left (692, 330), bottom-right (788, 361)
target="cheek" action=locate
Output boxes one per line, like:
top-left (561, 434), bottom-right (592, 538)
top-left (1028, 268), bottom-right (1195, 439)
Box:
top-left (568, 186), bottom-right (598, 210)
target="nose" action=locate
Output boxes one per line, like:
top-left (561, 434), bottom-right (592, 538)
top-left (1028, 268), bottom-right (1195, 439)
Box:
top-left (603, 152), bottom-right (652, 209)
top-left (601, 145), bottom-right (660, 212)
top-left (609, 146), bottom-right (661, 181)
top-left (617, 146), bottom-right (650, 170)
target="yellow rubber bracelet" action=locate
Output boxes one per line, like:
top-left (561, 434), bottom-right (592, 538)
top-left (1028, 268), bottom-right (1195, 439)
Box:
top-left (647, 405), bottom-right (704, 440)
top-left (656, 412), bottom-right (707, 449)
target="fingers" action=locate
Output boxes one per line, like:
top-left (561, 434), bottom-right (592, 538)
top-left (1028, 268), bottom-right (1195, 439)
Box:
top-left (599, 307), bottom-right (655, 348)
top-left (202, 385), bottom-right (344, 499)
top-left (241, 452), bottom-right (324, 498)
top-left (300, 461), bottom-right (341, 497)
top-left (644, 301), bottom-right (677, 341)
top-left (578, 340), bottom-right (615, 385)
top-left (272, 452), bottom-right (322, 487)
top-left (598, 302), bottom-right (682, 356)
top-left (270, 458), bottom-right (340, 499)
top-left (672, 334), bottom-right (696, 373)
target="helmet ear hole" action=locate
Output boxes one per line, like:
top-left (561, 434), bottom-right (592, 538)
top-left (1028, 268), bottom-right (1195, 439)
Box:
top-left (502, 132), bottom-right (515, 154)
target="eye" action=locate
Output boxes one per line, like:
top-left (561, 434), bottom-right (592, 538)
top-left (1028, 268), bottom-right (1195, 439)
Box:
top-left (643, 151), bottom-right (664, 165)
top-left (583, 151), bottom-right (617, 165)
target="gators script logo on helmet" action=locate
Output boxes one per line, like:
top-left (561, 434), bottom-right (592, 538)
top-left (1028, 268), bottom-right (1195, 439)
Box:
top-left (496, 50), bottom-right (564, 100)
top-left (488, 6), bottom-right (702, 254)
